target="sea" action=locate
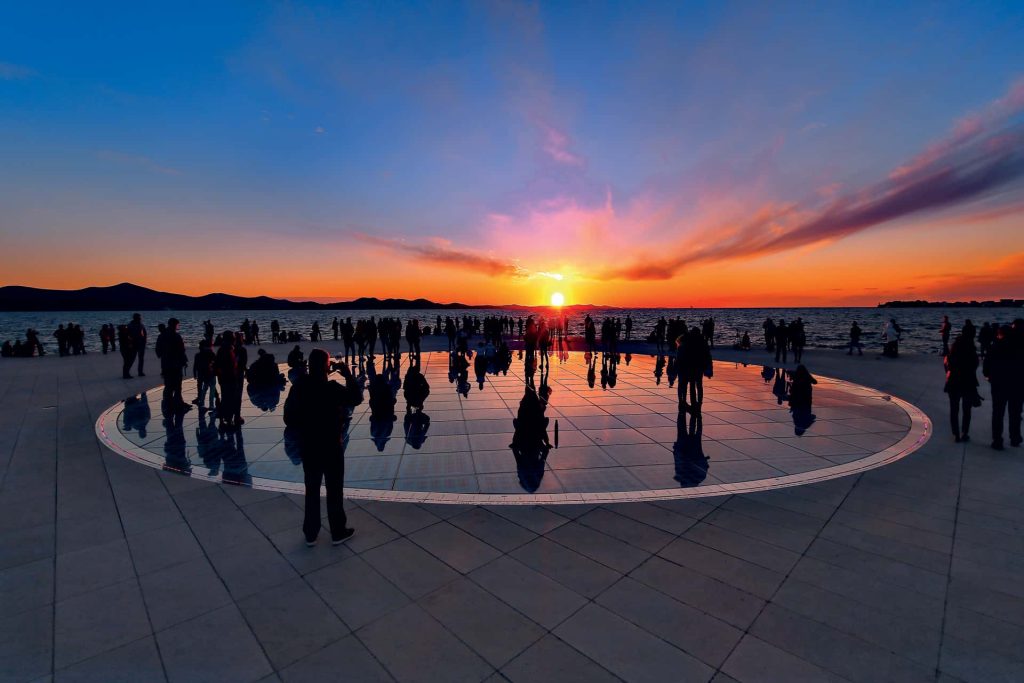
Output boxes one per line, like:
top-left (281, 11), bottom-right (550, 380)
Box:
top-left (2, 307), bottom-right (1020, 356)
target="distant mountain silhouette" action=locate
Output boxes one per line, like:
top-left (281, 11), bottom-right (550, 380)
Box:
top-left (0, 283), bottom-right (601, 312)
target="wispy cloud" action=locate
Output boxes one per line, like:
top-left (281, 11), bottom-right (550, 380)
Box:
top-left (96, 150), bottom-right (182, 176)
top-left (0, 62), bottom-right (35, 80)
top-left (354, 233), bottom-right (530, 278)
top-left (538, 123), bottom-right (583, 166)
top-left (599, 78), bottom-right (1024, 280)
top-left (483, 1), bottom-right (586, 169)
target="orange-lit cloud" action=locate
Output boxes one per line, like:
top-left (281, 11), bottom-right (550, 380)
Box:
top-left (354, 233), bottom-right (528, 278)
top-left (598, 81), bottom-right (1024, 280)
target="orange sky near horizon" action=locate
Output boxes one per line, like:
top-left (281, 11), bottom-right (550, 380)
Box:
top-left (4, 211), bottom-right (1021, 307)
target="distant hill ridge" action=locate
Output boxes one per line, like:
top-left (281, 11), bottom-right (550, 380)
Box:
top-left (0, 283), bottom-right (598, 312)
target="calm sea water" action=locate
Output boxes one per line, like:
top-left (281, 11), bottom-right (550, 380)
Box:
top-left (1, 307), bottom-right (1019, 355)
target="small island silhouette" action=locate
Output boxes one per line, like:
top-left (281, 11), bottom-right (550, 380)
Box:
top-left (879, 299), bottom-right (1024, 309)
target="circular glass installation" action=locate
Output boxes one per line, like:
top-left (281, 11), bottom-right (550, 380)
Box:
top-left (96, 351), bottom-right (930, 504)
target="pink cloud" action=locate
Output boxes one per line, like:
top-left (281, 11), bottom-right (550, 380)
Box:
top-left (539, 123), bottom-right (584, 166)
top-left (598, 78), bottom-right (1024, 280)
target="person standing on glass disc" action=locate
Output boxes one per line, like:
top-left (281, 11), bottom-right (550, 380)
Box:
top-left (284, 349), bottom-right (363, 547)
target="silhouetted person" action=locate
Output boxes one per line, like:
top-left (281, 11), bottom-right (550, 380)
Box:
top-left (215, 333), bottom-right (241, 430)
top-left (406, 319), bottom-right (422, 358)
top-left (944, 333), bottom-right (979, 443)
top-left (882, 318), bottom-right (901, 358)
top-left (763, 317), bottom-right (776, 351)
top-left (940, 315), bottom-right (952, 356)
top-left (119, 325), bottom-right (135, 378)
top-left (247, 348), bottom-right (284, 388)
top-left (128, 313), bottom-right (147, 376)
top-left (654, 317), bottom-right (666, 354)
top-left (1012, 319), bottom-right (1024, 448)
top-left (284, 349), bottom-right (362, 546)
top-left (774, 320), bottom-right (789, 363)
top-left (403, 360), bottom-right (431, 415)
top-left (99, 324), bottom-right (113, 354)
top-left (848, 321), bottom-right (863, 355)
top-left (702, 317), bottom-right (715, 349)
top-left (984, 325), bottom-right (1020, 450)
top-left (369, 365), bottom-right (397, 418)
top-left (791, 318), bottom-right (806, 363)
top-left (156, 318), bottom-right (190, 413)
top-left (332, 317), bottom-right (339, 341)
top-left (287, 345), bottom-right (305, 371)
top-left (192, 339), bottom-right (218, 412)
top-left (963, 319), bottom-right (976, 343)
top-left (342, 318), bottom-right (355, 362)
top-left (978, 322), bottom-right (994, 358)
top-left (677, 327), bottom-right (710, 412)
top-left (53, 324), bottom-right (68, 356)
top-left (788, 365), bottom-right (817, 435)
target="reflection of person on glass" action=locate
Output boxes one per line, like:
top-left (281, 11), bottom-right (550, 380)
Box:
top-left (788, 364), bottom-right (818, 435)
top-left (772, 367), bottom-right (789, 405)
top-left (221, 430), bottom-right (251, 486)
top-left (368, 359), bottom-right (397, 451)
top-left (195, 409), bottom-right (222, 476)
top-left (673, 404), bottom-right (708, 487)
top-left (122, 391), bottom-right (152, 439)
top-left (284, 349), bottom-right (362, 547)
top-left (161, 411), bottom-right (191, 475)
top-left (510, 384), bottom-right (553, 492)
top-left (403, 359), bottom-right (431, 449)
top-left (474, 347), bottom-right (488, 389)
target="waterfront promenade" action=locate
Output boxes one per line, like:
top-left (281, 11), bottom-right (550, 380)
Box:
top-left (1, 339), bottom-right (1022, 682)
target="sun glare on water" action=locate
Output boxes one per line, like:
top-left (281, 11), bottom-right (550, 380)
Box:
top-left (551, 292), bottom-right (565, 307)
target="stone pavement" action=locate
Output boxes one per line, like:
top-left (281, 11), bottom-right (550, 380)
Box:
top-left (1, 341), bottom-right (1022, 682)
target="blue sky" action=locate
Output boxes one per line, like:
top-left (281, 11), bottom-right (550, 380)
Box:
top-left (1, 1), bottom-right (1023, 304)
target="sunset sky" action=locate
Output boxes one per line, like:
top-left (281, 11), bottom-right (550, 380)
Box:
top-left (2, 1), bottom-right (1023, 306)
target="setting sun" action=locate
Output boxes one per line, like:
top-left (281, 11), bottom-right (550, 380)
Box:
top-left (550, 292), bottom-right (565, 307)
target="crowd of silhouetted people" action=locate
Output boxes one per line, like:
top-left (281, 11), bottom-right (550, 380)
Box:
top-left (943, 317), bottom-right (1024, 449)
